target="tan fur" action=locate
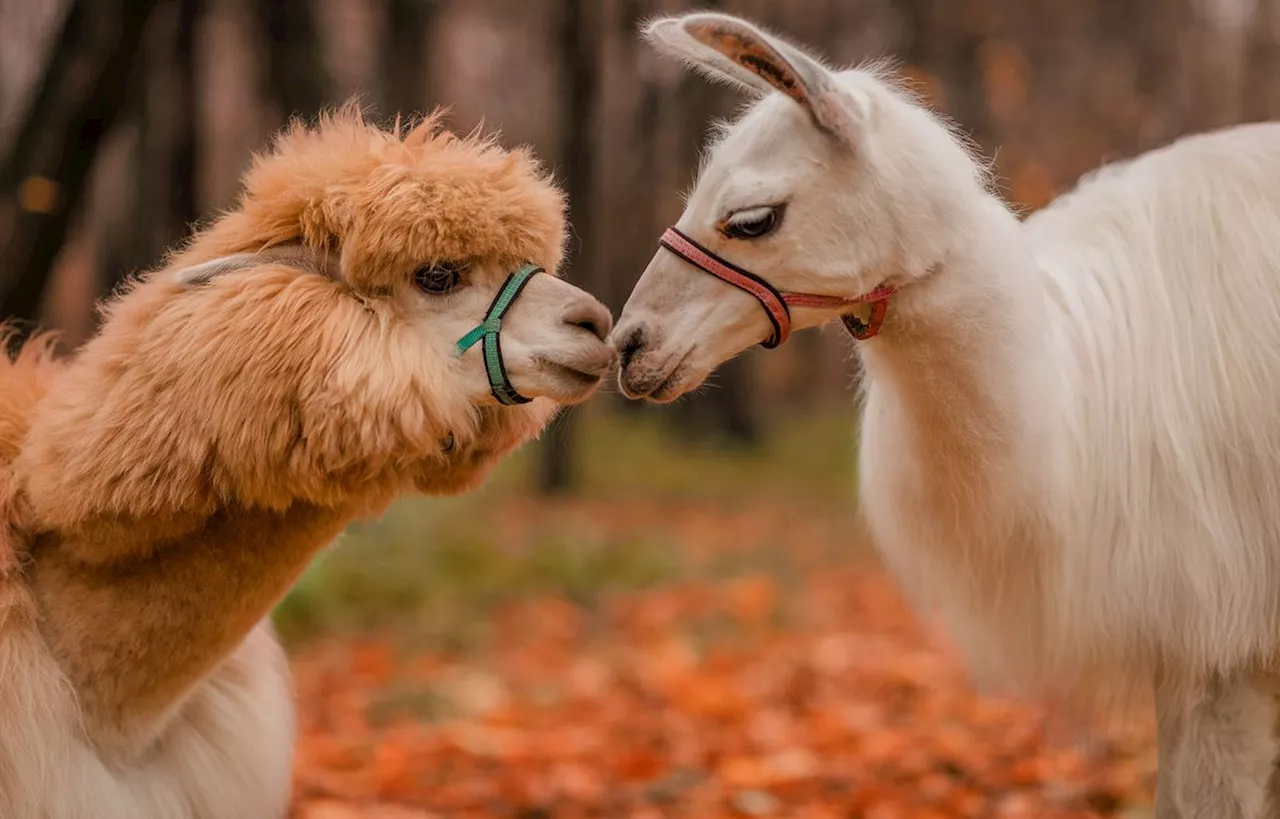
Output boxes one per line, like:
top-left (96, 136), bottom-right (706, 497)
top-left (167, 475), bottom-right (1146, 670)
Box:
top-left (0, 105), bottom-right (610, 818)
top-left (0, 330), bottom-right (57, 467)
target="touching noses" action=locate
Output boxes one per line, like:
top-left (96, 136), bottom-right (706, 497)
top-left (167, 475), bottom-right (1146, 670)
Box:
top-left (614, 323), bottom-right (651, 369)
top-left (562, 294), bottom-right (613, 342)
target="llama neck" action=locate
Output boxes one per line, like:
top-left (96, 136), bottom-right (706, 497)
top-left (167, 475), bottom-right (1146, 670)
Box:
top-left (858, 197), bottom-right (1052, 536)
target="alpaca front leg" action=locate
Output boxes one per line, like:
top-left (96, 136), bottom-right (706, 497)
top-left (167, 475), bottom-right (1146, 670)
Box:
top-left (1165, 674), bottom-right (1278, 819)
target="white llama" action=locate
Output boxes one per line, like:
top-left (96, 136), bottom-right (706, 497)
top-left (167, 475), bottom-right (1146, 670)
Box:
top-left (612, 12), bottom-right (1280, 819)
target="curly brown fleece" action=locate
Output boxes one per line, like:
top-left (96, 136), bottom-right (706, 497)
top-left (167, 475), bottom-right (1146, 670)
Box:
top-left (0, 105), bottom-right (581, 819)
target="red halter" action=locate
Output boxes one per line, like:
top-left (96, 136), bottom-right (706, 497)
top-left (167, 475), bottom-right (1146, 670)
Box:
top-left (658, 227), bottom-right (896, 349)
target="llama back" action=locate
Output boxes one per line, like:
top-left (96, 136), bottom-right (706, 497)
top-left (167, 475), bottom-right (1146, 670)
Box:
top-left (1025, 121), bottom-right (1280, 689)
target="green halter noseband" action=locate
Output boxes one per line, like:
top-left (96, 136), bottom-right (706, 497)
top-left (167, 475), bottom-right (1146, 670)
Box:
top-left (455, 263), bottom-right (542, 406)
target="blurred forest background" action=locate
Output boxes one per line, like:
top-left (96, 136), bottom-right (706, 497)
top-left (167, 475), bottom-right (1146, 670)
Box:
top-left (6, 0), bottom-right (1280, 493)
top-left (2, 1), bottom-right (1278, 816)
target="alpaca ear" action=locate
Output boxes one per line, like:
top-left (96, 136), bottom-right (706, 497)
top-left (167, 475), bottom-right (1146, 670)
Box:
top-left (172, 253), bottom-right (272, 286)
top-left (646, 12), bottom-right (867, 145)
top-left (172, 244), bottom-right (338, 286)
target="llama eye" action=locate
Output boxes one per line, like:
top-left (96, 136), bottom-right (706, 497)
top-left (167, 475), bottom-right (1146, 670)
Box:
top-left (722, 206), bottom-right (783, 240)
top-left (413, 261), bottom-right (466, 295)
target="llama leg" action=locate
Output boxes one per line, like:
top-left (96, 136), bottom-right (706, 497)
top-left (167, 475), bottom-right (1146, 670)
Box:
top-left (1268, 762), bottom-right (1280, 819)
top-left (1154, 675), bottom-right (1186, 819)
top-left (1262, 679), bottom-right (1280, 819)
top-left (1169, 674), bottom-right (1278, 819)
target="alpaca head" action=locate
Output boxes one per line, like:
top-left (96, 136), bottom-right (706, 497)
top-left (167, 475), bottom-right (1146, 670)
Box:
top-left (208, 107), bottom-right (614, 406)
top-left (613, 13), bottom-right (988, 402)
top-left (170, 108), bottom-right (616, 499)
top-left (19, 108), bottom-right (617, 524)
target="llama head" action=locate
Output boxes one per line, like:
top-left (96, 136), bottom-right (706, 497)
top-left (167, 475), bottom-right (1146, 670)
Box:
top-left (21, 108), bottom-right (616, 523)
top-left (613, 13), bottom-right (988, 402)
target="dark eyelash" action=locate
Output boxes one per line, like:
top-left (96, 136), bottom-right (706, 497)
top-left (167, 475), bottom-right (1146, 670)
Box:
top-left (721, 206), bottom-right (784, 240)
top-left (414, 261), bottom-right (469, 294)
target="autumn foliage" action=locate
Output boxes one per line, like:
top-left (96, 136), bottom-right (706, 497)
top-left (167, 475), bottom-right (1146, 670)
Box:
top-left (285, 470), bottom-right (1157, 818)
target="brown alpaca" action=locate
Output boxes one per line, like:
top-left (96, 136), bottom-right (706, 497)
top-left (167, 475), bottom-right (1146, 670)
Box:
top-left (0, 107), bottom-right (614, 819)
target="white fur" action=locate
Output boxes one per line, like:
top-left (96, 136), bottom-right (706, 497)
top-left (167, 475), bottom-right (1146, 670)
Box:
top-left (616, 12), bottom-right (1280, 817)
top-left (0, 584), bottom-right (295, 819)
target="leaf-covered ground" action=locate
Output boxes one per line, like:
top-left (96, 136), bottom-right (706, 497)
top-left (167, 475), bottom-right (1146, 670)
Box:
top-left (281, 411), bottom-right (1157, 818)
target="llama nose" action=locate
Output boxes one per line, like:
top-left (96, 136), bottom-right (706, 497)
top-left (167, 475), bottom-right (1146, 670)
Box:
top-left (562, 297), bottom-right (613, 342)
top-left (615, 325), bottom-right (648, 369)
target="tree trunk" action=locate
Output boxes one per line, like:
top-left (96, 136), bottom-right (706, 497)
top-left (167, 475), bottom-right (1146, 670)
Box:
top-left (171, 0), bottom-right (199, 243)
top-left (667, 0), bottom-right (760, 449)
top-left (0, 0), bottom-right (160, 327)
top-left (538, 0), bottom-right (600, 494)
top-left (253, 0), bottom-right (329, 123)
top-left (1245, 0), bottom-right (1280, 122)
top-left (380, 0), bottom-right (440, 119)
top-left (897, 0), bottom-right (991, 147)
top-left (98, 0), bottom-right (202, 303)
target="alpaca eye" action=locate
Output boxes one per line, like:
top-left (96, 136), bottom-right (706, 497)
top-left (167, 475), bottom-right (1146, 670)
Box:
top-left (414, 261), bottom-right (466, 294)
top-left (722, 206), bottom-right (783, 240)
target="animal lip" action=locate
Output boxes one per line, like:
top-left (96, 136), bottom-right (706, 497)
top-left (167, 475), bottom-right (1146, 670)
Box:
top-left (537, 346), bottom-right (617, 381)
top-left (541, 359), bottom-right (606, 386)
top-left (618, 347), bottom-right (692, 401)
top-left (651, 366), bottom-right (689, 400)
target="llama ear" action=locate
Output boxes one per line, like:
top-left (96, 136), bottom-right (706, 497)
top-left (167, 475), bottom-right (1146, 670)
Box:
top-left (642, 15), bottom-right (778, 98)
top-left (649, 12), bottom-right (867, 145)
top-left (172, 245), bottom-right (339, 286)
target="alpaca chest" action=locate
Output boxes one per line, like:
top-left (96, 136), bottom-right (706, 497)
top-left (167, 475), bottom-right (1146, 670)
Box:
top-left (0, 619), bottom-right (296, 819)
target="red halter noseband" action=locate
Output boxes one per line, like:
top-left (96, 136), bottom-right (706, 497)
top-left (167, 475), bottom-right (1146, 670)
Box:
top-left (658, 227), bottom-right (896, 348)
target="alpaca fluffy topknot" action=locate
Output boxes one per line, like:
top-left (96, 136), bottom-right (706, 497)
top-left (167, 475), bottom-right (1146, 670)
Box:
top-left (174, 104), bottom-right (568, 291)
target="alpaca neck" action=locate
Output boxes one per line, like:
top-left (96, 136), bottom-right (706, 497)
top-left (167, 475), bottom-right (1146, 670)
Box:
top-left (27, 500), bottom-right (365, 753)
top-left (858, 195), bottom-right (1052, 550)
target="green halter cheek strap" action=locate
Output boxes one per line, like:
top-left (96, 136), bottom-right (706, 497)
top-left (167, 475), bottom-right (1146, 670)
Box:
top-left (455, 263), bottom-right (542, 406)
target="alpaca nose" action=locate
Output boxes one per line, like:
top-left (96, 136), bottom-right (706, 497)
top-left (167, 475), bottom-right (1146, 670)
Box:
top-left (562, 296), bottom-right (613, 342)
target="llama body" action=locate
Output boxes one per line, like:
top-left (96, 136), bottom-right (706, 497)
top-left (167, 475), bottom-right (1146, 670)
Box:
top-left (614, 12), bottom-right (1280, 817)
top-left (861, 121), bottom-right (1280, 699)
top-left (0, 108), bottom-right (614, 819)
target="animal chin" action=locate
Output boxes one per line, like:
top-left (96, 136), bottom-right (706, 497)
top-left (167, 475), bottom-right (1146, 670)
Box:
top-left (619, 347), bottom-right (698, 402)
top-left (534, 358), bottom-right (608, 404)
top-left (647, 363), bottom-right (700, 404)
top-left (418, 434), bottom-right (501, 495)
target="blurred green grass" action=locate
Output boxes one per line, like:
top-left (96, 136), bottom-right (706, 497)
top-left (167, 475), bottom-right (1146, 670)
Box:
top-left (273, 403), bottom-right (862, 649)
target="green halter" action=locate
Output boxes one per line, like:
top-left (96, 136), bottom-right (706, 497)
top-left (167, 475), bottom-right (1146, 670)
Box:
top-left (455, 263), bottom-right (542, 406)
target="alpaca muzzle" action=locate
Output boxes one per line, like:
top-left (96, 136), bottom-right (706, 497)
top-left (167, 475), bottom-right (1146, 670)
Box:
top-left (454, 263), bottom-right (543, 406)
